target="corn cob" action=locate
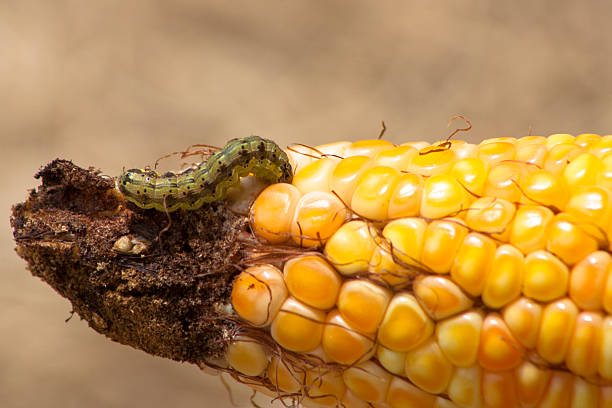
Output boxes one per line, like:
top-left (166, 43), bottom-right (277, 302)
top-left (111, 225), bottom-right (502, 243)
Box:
top-left (226, 134), bottom-right (612, 408)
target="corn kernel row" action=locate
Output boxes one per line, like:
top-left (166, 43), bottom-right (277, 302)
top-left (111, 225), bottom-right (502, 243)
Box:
top-left (229, 134), bottom-right (612, 408)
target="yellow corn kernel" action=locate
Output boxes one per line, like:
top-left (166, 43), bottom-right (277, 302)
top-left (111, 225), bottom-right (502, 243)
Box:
top-left (575, 133), bottom-right (601, 148)
top-left (502, 297), bottom-right (542, 349)
top-left (522, 250), bottom-right (569, 302)
top-left (482, 244), bottom-right (524, 309)
top-left (477, 141), bottom-right (516, 166)
top-left (421, 218), bottom-right (468, 274)
top-left (267, 356), bottom-right (304, 393)
top-left (409, 146), bottom-right (457, 177)
top-left (449, 157), bottom-right (488, 197)
top-left (337, 279), bottom-right (392, 334)
top-left (351, 166), bottom-right (400, 221)
top-left (571, 377), bottom-right (599, 408)
top-left (286, 144), bottom-right (315, 173)
top-left (250, 183), bottom-right (301, 244)
top-left (509, 205), bottom-right (554, 254)
top-left (433, 397), bottom-right (459, 408)
top-left (376, 346), bottom-right (406, 375)
top-left (515, 361), bottom-right (551, 408)
top-left (292, 157), bottom-right (338, 194)
top-left (565, 311), bottom-right (603, 377)
top-left (413, 276), bottom-right (473, 320)
top-left (231, 264), bottom-right (288, 327)
top-left (517, 135), bottom-right (546, 145)
top-left (589, 135), bottom-right (612, 157)
top-left (290, 191), bottom-right (348, 248)
top-left (569, 251), bottom-right (611, 310)
top-left (385, 376), bottom-right (436, 408)
top-left (404, 338), bottom-right (454, 394)
top-left (341, 391), bottom-right (392, 408)
top-left (450, 141), bottom-right (478, 160)
top-left (484, 161), bottom-right (530, 202)
top-left (546, 133), bottom-right (575, 148)
top-left (598, 153), bottom-right (612, 192)
top-left (270, 297), bottom-right (325, 352)
top-left (566, 186), bottom-right (612, 232)
top-left (515, 142), bottom-right (547, 167)
top-left (465, 197), bottom-right (516, 240)
top-left (329, 155), bottom-right (372, 204)
top-left (536, 371), bottom-right (573, 408)
top-left (340, 389), bottom-right (370, 408)
top-left (450, 232), bottom-right (496, 297)
top-left (322, 309), bottom-right (375, 365)
top-left (314, 141), bottom-right (351, 158)
top-left (604, 267), bottom-right (612, 314)
top-left (226, 337), bottom-right (268, 377)
top-left (381, 217), bottom-right (427, 269)
top-left (343, 361), bottom-right (392, 403)
top-left (563, 152), bottom-right (604, 191)
top-left (374, 145), bottom-right (418, 171)
top-left (480, 137), bottom-right (518, 145)
top-left (544, 143), bottom-right (584, 175)
top-left (536, 298), bottom-right (578, 364)
top-left (481, 370), bottom-right (519, 408)
top-left (377, 292), bottom-right (434, 352)
top-left (546, 212), bottom-right (601, 266)
top-left (599, 317), bottom-right (612, 380)
top-left (324, 220), bottom-right (378, 275)
top-left (401, 140), bottom-right (429, 150)
top-left (478, 313), bottom-right (524, 371)
top-left (602, 386), bottom-right (612, 408)
top-left (421, 174), bottom-right (470, 219)
top-left (344, 139), bottom-right (395, 158)
top-left (369, 245), bottom-right (409, 288)
top-left (387, 173), bottom-right (423, 219)
top-left (283, 255), bottom-right (342, 310)
top-left (303, 369), bottom-right (346, 407)
top-left (446, 366), bottom-right (483, 408)
top-left (436, 310), bottom-right (483, 367)
top-left (519, 169), bottom-right (569, 209)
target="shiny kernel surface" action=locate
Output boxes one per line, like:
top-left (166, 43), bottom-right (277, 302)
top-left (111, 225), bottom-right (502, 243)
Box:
top-left (292, 157), bottom-right (338, 194)
top-left (421, 174), bottom-right (469, 219)
top-left (337, 279), bottom-right (392, 334)
top-left (322, 309), bottom-right (375, 365)
top-left (522, 250), bottom-right (569, 302)
top-left (404, 338), bottom-right (453, 394)
top-left (330, 155), bottom-right (372, 204)
top-left (387, 173), bottom-right (423, 219)
top-left (536, 298), bottom-right (578, 364)
top-left (270, 297), bottom-right (325, 352)
top-left (324, 220), bottom-right (378, 275)
top-left (231, 264), bottom-right (288, 327)
top-left (283, 254), bottom-right (342, 310)
top-left (377, 293), bottom-right (434, 351)
top-left (250, 183), bottom-right (301, 244)
top-left (351, 166), bottom-right (400, 221)
top-left (290, 191), bottom-right (348, 247)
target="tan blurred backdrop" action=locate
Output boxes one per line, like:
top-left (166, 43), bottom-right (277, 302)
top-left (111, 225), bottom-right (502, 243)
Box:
top-left (3, 1), bottom-right (612, 407)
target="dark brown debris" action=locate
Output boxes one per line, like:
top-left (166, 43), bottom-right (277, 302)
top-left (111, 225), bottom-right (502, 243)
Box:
top-left (10, 159), bottom-right (247, 365)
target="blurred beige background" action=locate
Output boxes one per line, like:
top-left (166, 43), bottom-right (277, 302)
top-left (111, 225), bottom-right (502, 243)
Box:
top-left (3, 1), bottom-right (612, 407)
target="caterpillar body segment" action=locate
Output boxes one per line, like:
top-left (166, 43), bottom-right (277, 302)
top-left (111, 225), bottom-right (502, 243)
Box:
top-left (117, 136), bottom-right (292, 212)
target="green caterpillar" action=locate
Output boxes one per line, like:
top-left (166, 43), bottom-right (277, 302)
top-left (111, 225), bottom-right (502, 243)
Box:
top-left (118, 136), bottom-right (293, 212)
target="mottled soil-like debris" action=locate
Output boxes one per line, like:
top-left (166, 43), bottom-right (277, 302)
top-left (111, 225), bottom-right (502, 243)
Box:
top-left (10, 159), bottom-right (247, 365)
